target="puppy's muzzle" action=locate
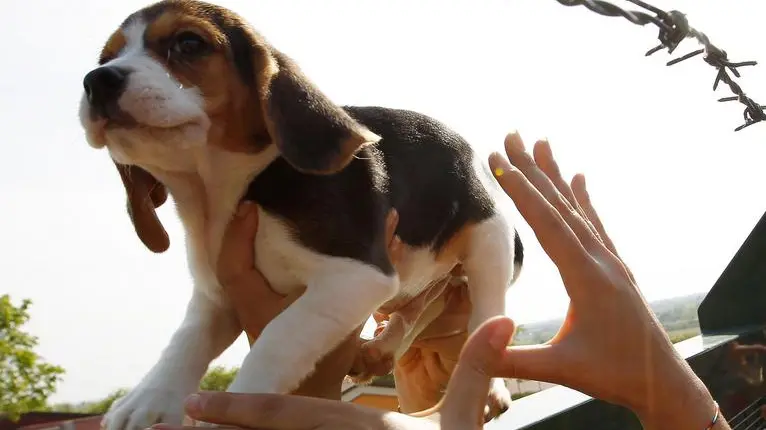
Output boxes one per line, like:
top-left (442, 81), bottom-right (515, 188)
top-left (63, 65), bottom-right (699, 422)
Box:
top-left (83, 66), bottom-right (130, 121)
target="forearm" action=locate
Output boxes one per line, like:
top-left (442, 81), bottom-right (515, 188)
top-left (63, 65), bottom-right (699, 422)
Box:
top-left (639, 388), bottom-right (729, 430)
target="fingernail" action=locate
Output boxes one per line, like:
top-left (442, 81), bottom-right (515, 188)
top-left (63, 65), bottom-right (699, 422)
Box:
top-left (489, 152), bottom-right (513, 177)
top-left (575, 174), bottom-right (589, 194)
top-left (185, 393), bottom-right (204, 414)
top-left (539, 138), bottom-right (551, 153)
top-left (505, 130), bottom-right (524, 150)
top-left (489, 320), bottom-right (512, 351)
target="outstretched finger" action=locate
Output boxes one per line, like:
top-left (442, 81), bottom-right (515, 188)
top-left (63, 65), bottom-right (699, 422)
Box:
top-left (502, 133), bottom-right (599, 253)
top-left (571, 174), bottom-right (636, 282)
top-left (216, 201), bottom-right (259, 285)
top-left (533, 140), bottom-right (602, 242)
top-left (489, 151), bottom-right (592, 274)
top-left (570, 175), bottom-right (618, 254)
top-left (490, 343), bottom-right (566, 389)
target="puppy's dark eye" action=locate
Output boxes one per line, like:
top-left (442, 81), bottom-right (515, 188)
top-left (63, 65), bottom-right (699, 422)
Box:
top-left (171, 31), bottom-right (208, 57)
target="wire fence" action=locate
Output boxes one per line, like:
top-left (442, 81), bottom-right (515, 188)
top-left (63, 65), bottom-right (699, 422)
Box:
top-left (555, 0), bottom-right (765, 132)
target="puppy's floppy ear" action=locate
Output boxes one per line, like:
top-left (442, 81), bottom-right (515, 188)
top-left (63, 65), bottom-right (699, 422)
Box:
top-left (258, 50), bottom-right (381, 175)
top-left (114, 162), bottom-right (170, 253)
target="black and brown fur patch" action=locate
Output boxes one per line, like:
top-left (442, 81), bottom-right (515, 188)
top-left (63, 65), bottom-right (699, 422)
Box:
top-left (245, 106), bottom-right (499, 275)
top-left (106, 0), bottom-right (376, 171)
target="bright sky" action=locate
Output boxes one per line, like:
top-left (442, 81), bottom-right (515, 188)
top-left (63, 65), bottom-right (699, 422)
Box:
top-left (2, 0), bottom-right (765, 404)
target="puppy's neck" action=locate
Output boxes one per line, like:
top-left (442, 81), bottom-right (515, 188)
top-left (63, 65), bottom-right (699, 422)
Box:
top-left (148, 144), bottom-right (279, 263)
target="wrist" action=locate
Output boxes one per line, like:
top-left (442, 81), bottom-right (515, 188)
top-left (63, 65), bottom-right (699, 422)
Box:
top-left (633, 361), bottom-right (720, 430)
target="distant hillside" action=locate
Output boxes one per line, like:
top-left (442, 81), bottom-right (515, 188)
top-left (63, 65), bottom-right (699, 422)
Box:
top-left (513, 292), bottom-right (707, 345)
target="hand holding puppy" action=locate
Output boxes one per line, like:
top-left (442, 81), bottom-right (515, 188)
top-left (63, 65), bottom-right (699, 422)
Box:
top-left (157, 133), bottom-right (727, 430)
top-left (215, 202), bottom-right (403, 400)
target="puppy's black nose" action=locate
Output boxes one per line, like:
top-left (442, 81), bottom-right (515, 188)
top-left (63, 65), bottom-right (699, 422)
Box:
top-left (83, 66), bottom-right (128, 116)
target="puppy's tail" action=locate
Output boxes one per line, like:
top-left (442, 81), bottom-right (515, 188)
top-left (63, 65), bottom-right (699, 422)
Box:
top-left (511, 229), bottom-right (524, 284)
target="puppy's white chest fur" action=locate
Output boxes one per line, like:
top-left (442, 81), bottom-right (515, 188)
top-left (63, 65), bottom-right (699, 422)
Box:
top-left (147, 146), bottom-right (280, 296)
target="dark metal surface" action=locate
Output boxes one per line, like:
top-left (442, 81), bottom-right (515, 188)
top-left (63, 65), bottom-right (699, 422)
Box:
top-left (555, 0), bottom-right (764, 131)
top-left (496, 330), bottom-right (766, 429)
top-left (698, 209), bottom-right (766, 335)
top-left (690, 327), bottom-right (766, 430)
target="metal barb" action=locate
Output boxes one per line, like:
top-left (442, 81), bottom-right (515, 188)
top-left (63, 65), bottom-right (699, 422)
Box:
top-left (556, 0), bottom-right (764, 131)
top-left (717, 95), bottom-right (766, 131)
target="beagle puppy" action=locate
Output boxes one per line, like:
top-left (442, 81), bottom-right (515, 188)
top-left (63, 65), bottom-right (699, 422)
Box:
top-left (78, 1), bottom-right (524, 429)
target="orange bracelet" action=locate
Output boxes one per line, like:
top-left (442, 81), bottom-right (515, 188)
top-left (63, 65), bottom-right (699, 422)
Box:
top-left (704, 401), bottom-right (720, 430)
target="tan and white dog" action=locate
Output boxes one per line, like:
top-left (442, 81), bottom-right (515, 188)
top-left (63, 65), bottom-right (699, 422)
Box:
top-left (78, 1), bottom-right (524, 429)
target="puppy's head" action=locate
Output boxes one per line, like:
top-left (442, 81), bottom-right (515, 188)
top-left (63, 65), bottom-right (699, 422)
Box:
top-left (79, 0), bottom-right (380, 253)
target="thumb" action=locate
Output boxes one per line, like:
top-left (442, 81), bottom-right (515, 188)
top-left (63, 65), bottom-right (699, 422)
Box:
top-left (439, 316), bottom-right (515, 429)
top-left (492, 342), bottom-right (562, 386)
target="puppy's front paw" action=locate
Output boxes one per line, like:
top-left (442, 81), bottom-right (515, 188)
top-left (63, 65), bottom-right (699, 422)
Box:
top-left (483, 378), bottom-right (512, 423)
top-left (101, 385), bottom-right (188, 430)
top-left (348, 343), bottom-right (394, 385)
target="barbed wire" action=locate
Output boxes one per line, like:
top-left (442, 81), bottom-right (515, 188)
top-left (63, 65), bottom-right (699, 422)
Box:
top-left (554, 0), bottom-right (765, 131)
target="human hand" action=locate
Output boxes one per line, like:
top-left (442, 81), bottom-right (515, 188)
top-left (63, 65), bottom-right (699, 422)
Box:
top-left (473, 132), bottom-right (725, 429)
top-left (216, 202), bottom-right (303, 342)
top-left (387, 280), bottom-right (471, 414)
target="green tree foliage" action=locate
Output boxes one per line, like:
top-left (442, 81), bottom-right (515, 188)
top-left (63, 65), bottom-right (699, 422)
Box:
top-left (0, 295), bottom-right (66, 420)
top-left (78, 389), bottom-right (128, 414)
top-left (511, 325), bottom-right (529, 346)
top-left (199, 365), bottom-right (239, 391)
top-left (49, 389), bottom-right (128, 415)
top-left (668, 328), bottom-right (700, 344)
top-left (512, 391), bottom-right (536, 400)
top-left (49, 366), bottom-right (239, 415)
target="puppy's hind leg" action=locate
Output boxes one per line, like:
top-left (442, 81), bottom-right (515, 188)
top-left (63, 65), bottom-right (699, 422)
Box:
top-left (463, 213), bottom-right (520, 421)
